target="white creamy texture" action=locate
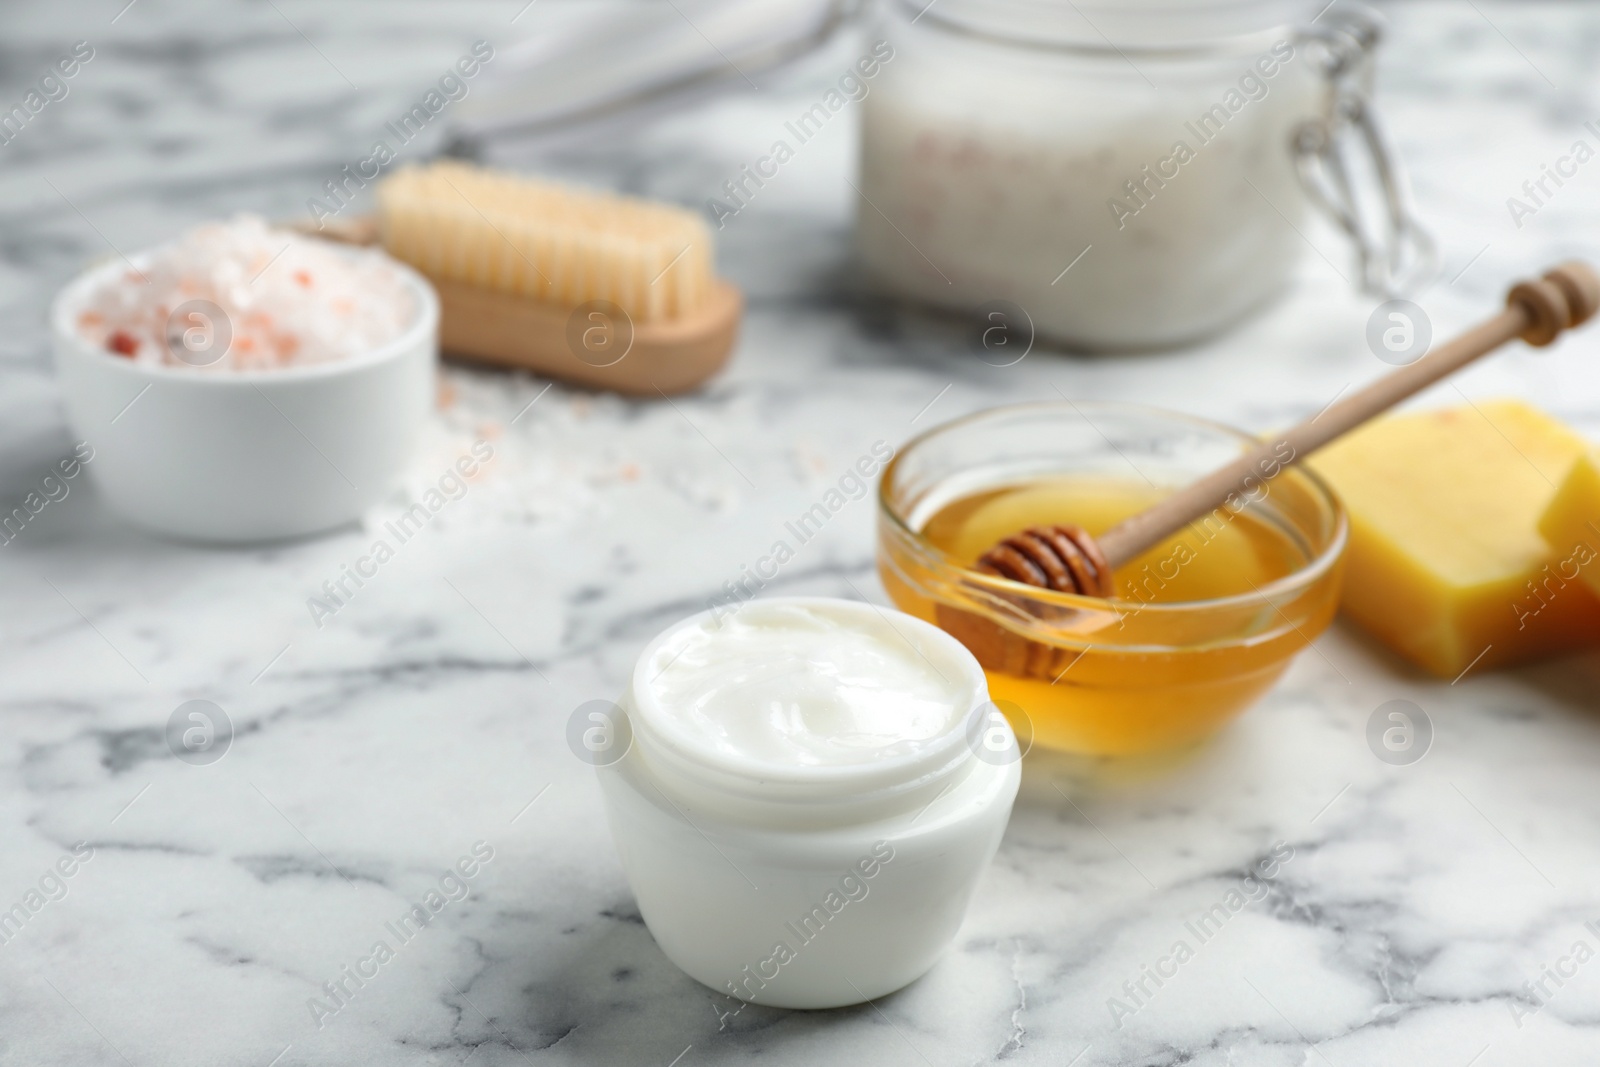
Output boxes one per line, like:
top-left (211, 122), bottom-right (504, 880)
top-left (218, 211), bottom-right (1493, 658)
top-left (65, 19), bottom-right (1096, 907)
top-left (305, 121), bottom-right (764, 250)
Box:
top-left (857, 21), bottom-right (1321, 349)
top-left (648, 603), bottom-right (969, 767)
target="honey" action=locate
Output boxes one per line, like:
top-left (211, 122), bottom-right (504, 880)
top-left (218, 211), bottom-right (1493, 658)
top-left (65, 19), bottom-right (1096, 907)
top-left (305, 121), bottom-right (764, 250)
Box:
top-left (879, 476), bottom-right (1344, 755)
top-left (922, 480), bottom-right (1308, 603)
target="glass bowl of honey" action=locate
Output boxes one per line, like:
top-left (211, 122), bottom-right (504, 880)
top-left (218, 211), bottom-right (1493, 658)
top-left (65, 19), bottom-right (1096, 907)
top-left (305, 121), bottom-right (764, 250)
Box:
top-left (878, 402), bottom-right (1348, 756)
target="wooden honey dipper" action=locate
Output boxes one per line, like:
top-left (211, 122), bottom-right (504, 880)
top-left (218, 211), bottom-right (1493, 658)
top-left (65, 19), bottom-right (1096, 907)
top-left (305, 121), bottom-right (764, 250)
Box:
top-left (947, 261), bottom-right (1600, 676)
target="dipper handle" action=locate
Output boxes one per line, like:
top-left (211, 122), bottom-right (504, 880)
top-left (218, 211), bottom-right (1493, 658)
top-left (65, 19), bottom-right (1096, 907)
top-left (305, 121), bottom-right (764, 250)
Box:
top-left (1093, 261), bottom-right (1600, 569)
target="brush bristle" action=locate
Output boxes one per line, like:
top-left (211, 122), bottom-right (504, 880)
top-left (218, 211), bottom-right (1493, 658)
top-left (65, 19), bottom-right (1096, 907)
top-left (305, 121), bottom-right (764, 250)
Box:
top-left (376, 162), bottom-right (715, 323)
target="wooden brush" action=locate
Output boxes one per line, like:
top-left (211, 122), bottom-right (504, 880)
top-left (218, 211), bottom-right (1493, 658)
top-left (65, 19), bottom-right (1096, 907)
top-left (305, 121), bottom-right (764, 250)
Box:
top-left (307, 161), bottom-right (741, 395)
top-left (941, 261), bottom-right (1600, 677)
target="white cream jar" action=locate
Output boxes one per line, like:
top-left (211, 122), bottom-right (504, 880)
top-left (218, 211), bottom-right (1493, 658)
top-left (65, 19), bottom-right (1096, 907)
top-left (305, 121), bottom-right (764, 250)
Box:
top-left (596, 597), bottom-right (1019, 1009)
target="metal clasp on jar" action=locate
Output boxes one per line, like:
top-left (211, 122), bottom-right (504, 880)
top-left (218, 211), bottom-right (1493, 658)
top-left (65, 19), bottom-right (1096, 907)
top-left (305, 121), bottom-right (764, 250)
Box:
top-left (1294, 6), bottom-right (1437, 297)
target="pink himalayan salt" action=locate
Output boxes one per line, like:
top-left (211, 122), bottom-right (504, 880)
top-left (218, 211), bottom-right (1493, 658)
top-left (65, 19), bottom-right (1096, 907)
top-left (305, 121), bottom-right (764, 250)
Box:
top-left (77, 215), bottom-right (413, 370)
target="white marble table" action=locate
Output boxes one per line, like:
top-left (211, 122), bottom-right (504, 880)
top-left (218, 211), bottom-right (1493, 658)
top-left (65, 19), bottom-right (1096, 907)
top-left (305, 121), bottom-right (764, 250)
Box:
top-left (4, 2), bottom-right (1600, 1064)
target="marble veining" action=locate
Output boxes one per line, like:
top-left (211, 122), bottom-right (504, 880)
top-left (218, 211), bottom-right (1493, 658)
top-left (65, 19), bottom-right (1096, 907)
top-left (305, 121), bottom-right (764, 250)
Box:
top-left (3, 1), bottom-right (1600, 1064)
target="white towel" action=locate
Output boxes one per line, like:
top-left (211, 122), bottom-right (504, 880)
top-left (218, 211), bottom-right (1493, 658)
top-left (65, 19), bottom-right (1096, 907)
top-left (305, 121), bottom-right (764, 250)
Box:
top-left (453, 0), bottom-right (853, 142)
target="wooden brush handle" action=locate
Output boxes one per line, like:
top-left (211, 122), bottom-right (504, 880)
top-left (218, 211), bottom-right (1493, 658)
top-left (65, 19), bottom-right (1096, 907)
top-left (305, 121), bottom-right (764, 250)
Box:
top-left (1095, 261), bottom-right (1600, 568)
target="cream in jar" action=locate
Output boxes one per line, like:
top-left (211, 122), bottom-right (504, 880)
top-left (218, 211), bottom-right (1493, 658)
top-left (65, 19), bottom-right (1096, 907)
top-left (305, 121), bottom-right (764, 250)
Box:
top-left (597, 597), bottom-right (1019, 1009)
top-left (647, 601), bottom-right (969, 766)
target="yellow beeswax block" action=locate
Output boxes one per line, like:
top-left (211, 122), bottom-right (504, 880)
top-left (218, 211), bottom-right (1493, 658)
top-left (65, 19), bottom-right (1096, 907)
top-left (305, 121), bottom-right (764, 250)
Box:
top-left (1311, 400), bottom-right (1600, 678)
top-left (1538, 447), bottom-right (1600, 598)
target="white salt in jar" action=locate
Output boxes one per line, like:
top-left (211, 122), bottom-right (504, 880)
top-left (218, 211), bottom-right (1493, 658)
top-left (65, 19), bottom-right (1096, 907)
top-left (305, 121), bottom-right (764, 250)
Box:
top-left (858, 0), bottom-right (1428, 349)
top-left (595, 597), bottom-right (1020, 1009)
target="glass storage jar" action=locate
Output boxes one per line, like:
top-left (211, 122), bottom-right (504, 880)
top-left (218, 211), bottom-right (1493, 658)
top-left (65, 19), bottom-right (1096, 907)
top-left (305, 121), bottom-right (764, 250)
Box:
top-left (858, 0), bottom-right (1428, 349)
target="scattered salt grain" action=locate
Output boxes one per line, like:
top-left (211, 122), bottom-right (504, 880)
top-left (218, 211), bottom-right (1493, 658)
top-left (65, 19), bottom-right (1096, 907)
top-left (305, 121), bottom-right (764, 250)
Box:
top-left (77, 214), bottom-right (413, 370)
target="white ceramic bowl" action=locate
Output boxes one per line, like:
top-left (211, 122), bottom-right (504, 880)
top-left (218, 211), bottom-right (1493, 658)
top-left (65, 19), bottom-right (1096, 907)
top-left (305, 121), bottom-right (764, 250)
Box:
top-left (51, 250), bottom-right (438, 543)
